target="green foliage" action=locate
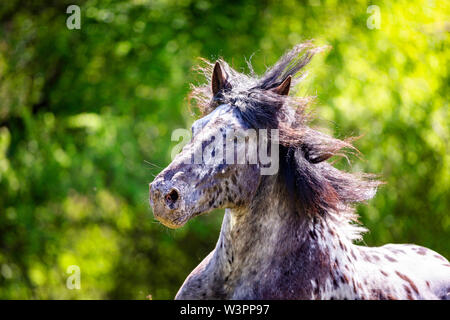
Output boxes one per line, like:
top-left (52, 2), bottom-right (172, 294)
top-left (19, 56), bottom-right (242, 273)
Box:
top-left (0, 0), bottom-right (448, 299)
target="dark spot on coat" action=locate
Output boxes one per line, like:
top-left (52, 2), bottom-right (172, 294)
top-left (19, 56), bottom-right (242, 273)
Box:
top-left (332, 277), bottom-right (339, 289)
top-left (396, 271), bottom-right (419, 294)
top-left (434, 255), bottom-right (447, 262)
top-left (387, 247), bottom-right (405, 255)
top-left (416, 247), bottom-right (427, 255)
top-left (314, 284), bottom-right (320, 297)
top-left (333, 258), bottom-right (339, 268)
top-left (340, 274), bottom-right (350, 284)
top-left (370, 289), bottom-right (390, 300)
top-left (352, 280), bottom-right (357, 294)
top-left (362, 252), bottom-right (372, 263)
top-left (403, 285), bottom-right (414, 300)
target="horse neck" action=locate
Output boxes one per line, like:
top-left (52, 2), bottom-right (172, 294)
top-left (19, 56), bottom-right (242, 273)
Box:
top-left (214, 175), bottom-right (360, 298)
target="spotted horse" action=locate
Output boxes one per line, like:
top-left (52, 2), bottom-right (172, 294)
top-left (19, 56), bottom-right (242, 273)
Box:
top-left (149, 43), bottom-right (450, 300)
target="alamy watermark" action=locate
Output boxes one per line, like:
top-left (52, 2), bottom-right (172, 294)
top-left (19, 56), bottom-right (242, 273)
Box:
top-left (171, 128), bottom-right (279, 176)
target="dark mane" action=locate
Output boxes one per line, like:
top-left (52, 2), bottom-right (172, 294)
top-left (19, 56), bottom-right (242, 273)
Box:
top-left (190, 43), bottom-right (382, 239)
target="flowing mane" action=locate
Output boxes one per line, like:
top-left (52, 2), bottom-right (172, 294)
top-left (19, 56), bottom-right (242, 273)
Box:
top-left (189, 42), bottom-right (381, 241)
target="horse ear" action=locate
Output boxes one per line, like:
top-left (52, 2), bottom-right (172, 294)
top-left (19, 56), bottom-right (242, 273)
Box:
top-left (271, 75), bottom-right (291, 96)
top-left (212, 62), bottom-right (230, 96)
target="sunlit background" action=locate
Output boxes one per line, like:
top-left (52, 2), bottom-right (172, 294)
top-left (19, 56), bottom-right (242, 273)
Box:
top-left (0, 0), bottom-right (448, 299)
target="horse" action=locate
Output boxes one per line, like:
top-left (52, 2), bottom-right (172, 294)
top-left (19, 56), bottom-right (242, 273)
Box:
top-left (149, 43), bottom-right (450, 300)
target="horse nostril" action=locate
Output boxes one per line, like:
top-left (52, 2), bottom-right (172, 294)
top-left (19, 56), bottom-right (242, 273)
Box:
top-left (165, 189), bottom-right (179, 205)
